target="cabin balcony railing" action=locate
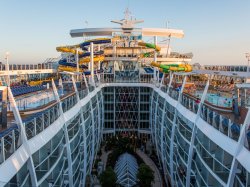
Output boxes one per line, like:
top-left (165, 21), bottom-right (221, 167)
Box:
top-left (199, 104), bottom-right (241, 141)
top-left (0, 64), bottom-right (53, 71)
top-left (203, 65), bottom-right (248, 72)
top-left (24, 103), bottom-right (60, 140)
top-left (177, 117), bottom-right (192, 141)
top-left (100, 73), bottom-right (153, 83)
top-left (0, 126), bottom-right (21, 165)
top-left (195, 136), bottom-right (231, 183)
top-left (168, 87), bottom-right (179, 101)
top-left (191, 155), bottom-right (221, 187)
top-left (180, 93), bottom-right (199, 113)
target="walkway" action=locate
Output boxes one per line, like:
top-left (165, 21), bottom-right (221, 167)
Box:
top-left (136, 149), bottom-right (163, 187)
top-left (100, 146), bottom-right (112, 170)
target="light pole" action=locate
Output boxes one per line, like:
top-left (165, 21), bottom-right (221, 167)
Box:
top-left (83, 20), bottom-right (89, 41)
top-left (5, 52), bottom-right (10, 86)
top-left (246, 53), bottom-right (250, 72)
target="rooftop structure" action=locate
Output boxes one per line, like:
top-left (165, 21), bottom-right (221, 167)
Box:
top-left (114, 153), bottom-right (138, 187)
top-left (70, 8), bottom-right (184, 38)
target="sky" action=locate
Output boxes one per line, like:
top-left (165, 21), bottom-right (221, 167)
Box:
top-left (0, 0), bottom-right (250, 65)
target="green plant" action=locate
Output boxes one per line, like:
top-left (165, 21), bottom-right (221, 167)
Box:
top-left (99, 167), bottom-right (117, 187)
top-left (137, 164), bottom-right (154, 187)
top-left (97, 149), bottom-right (102, 157)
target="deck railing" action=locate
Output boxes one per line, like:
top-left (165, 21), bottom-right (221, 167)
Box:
top-left (0, 76), bottom-right (248, 167)
top-left (203, 65), bottom-right (248, 72)
top-left (0, 63), bottom-right (53, 71)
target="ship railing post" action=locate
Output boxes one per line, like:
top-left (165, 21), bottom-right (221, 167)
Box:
top-left (51, 79), bottom-right (74, 187)
top-left (89, 90), bottom-right (96, 171)
top-left (71, 74), bottom-right (88, 186)
top-left (42, 113), bottom-right (45, 131)
top-left (93, 83), bottom-right (102, 154)
top-left (90, 42), bottom-right (95, 86)
top-left (185, 78), bottom-right (210, 187)
top-left (160, 99), bottom-right (167, 170)
top-left (79, 109), bottom-right (88, 187)
top-left (97, 72), bottom-right (101, 87)
top-left (33, 117), bottom-right (37, 137)
top-left (169, 75), bottom-right (186, 186)
top-left (153, 36), bottom-right (158, 82)
top-left (229, 119), bottom-right (232, 138)
top-left (226, 99), bottom-right (250, 186)
top-left (98, 44), bottom-right (101, 81)
top-left (7, 87), bottom-right (38, 187)
top-left (83, 73), bottom-right (89, 94)
top-left (113, 88), bottom-right (116, 135)
top-left (11, 130), bottom-right (16, 153)
top-left (159, 73), bottom-right (165, 90)
top-left (76, 47), bottom-right (79, 81)
top-left (167, 72), bottom-right (173, 94)
top-left (0, 137), bottom-right (5, 163)
top-left (153, 91), bottom-right (159, 153)
top-left (71, 75), bottom-right (80, 101)
top-left (149, 89), bottom-right (154, 145)
top-left (101, 88), bottom-right (105, 142)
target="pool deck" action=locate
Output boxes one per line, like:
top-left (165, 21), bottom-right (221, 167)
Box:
top-left (184, 92), bottom-right (248, 125)
top-left (218, 107), bottom-right (248, 125)
top-left (0, 90), bottom-right (76, 134)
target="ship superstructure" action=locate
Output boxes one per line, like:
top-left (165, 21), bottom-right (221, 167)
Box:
top-left (0, 10), bottom-right (250, 187)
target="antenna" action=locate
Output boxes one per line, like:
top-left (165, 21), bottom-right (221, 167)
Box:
top-left (124, 7), bottom-right (131, 20)
top-left (166, 20), bottom-right (170, 29)
top-left (84, 20), bottom-right (88, 28)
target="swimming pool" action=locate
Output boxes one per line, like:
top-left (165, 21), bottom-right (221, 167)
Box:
top-left (206, 93), bottom-right (232, 107)
top-left (196, 91), bottom-right (232, 107)
top-left (6, 88), bottom-right (66, 111)
top-left (14, 90), bottom-right (56, 110)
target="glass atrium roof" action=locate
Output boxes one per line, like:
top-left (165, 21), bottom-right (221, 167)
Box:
top-left (114, 153), bottom-right (139, 187)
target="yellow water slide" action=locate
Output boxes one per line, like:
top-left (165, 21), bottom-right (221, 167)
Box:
top-left (58, 65), bottom-right (85, 72)
top-left (56, 46), bottom-right (83, 55)
top-left (79, 56), bottom-right (105, 64)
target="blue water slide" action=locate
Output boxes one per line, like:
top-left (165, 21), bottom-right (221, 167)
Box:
top-left (79, 39), bottom-right (111, 48)
top-left (58, 59), bottom-right (88, 69)
top-left (83, 69), bottom-right (103, 75)
top-left (79, 51), bottom-right (104, 58)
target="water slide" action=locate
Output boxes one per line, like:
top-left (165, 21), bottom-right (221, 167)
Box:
top-left (138, 42), bottom-right (161, 58)
top-left (79, 56), bottom-right (105, 64)
top-left (56, 38), bottom-right (111, 54)
top-left (151, 62), bottom-right (192, 73)
top-left (78, 38), bottom-right (110, 64)
top-left (56, 46), bottom-right (84, 55)
top-left (79, 38), bottom-right (111, 48)
top-left (58, 59), bottom-right (88, 72)
top-left (83, 69), bottom-right (103, 75)
top-left (138, 42), bottom-right (161, 51)
top-left (57, 38), bottom-right (111, 72)
top-left (58, 56), bottom-right (104, 72)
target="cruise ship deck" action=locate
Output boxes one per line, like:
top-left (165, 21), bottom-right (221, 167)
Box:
top-left (1, 11), bottom-right (250, 187)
